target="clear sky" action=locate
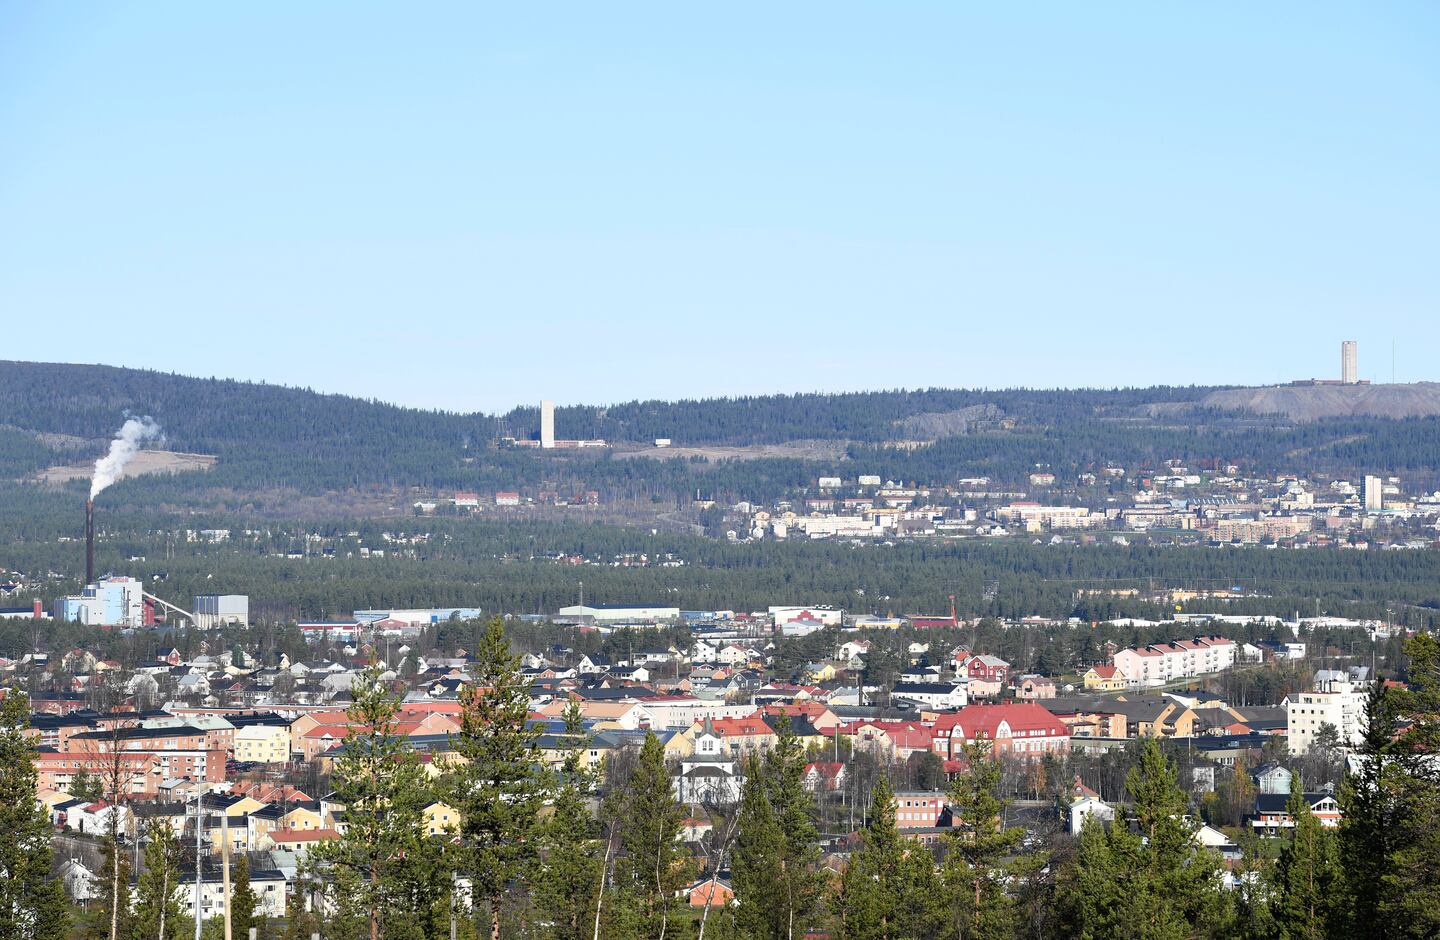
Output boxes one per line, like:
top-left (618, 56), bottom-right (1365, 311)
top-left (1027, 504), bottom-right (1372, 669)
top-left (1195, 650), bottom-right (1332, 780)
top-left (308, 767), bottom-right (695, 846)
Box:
top-left (2, 3), bottom-right (1437, 413)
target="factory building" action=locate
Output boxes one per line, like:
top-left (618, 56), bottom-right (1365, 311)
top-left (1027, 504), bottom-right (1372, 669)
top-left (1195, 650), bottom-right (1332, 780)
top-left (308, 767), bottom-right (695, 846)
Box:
top-left (556, 604), bottom-right (681, 624)
top-left (193, 594), bottom-right (249, 630)
top-left (54, 576), bottom-right (145, 628)
top-left (354, 607), bottom-right (483, 626)
top-left (298, 621), bottom-right (361, 643)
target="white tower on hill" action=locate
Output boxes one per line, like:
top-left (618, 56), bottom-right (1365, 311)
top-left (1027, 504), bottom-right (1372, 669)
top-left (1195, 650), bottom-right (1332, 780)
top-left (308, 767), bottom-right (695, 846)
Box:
top-left (540, 400), bottom-right (556, 449)
top-left (1341, 340), bottom-right (1358, 385)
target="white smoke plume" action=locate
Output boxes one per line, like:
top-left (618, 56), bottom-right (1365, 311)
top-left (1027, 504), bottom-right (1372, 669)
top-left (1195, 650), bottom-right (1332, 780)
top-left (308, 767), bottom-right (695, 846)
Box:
top-left (90, 416), bottom-right (163, 499)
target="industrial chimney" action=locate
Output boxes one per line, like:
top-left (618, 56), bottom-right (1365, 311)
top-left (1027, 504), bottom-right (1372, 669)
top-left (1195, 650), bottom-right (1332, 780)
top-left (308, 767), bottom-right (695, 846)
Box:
top-left (85, 498), bottom-right (95, 585)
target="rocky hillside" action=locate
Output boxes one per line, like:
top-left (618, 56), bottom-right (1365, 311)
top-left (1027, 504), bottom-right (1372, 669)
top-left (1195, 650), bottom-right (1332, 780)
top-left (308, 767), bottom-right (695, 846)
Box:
top-left (1203, 383), bottom-right (1440, 421)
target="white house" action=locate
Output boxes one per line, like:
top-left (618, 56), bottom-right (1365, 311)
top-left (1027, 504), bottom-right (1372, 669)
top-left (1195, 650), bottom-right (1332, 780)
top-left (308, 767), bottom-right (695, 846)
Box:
top-left (889, 681), bottom-right (967, 711)
top-left (1069, 797), bottom-right (1115, 835)
top-left (68, 801), bottom-right (130, 837)
top-left (577, 654), bottom-right (611, 674)
top-left (716, 644), bottom-right (754, 667)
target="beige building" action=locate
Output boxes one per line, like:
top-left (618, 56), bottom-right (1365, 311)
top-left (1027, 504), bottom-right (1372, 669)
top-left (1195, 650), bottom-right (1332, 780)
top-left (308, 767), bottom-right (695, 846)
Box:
top-left (234, 724), bottom-right (290, 765)
top-left (423, 801), bottom-right (461, 836)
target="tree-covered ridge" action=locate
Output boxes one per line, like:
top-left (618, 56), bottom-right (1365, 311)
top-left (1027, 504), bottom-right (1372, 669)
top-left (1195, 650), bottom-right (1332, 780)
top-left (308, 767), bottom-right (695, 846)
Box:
top-left (501, 385), bottom-right (1224, 446)
top-left (3, 361), bottom-right (1439, 505)
top-left (5, 492), bottom-right (1440, 644)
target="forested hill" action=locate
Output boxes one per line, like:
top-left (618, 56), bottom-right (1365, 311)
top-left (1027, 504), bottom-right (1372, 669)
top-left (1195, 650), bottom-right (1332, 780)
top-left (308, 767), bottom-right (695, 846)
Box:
top-left (1, 360), bottom-right (1222, 459)
top-left (0, 360), bottom-right (497, 491)
top-left (3, 360), bottom-right (1439, 507)
top-left (501, 385), bottom-right (1222, 446)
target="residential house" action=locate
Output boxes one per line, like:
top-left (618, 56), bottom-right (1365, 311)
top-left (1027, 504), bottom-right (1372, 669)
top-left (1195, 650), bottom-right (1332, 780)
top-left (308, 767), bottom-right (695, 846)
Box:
top-left (1082, 665), bottom-right (1125, 692)
top-left (844, 720), bottom-right (934, 761)
top-left (890, 681), bottom-right (967, 711)
top-left (1252, 791), bottom-right (1343, 833)
top-left (802, 761), bottom-right (847, 793)
top-left (1068, 796), bottom-right (1115, 835)
top-left (1016, 676), bottom-right (1057, 701)
top-left (685, 879), bottom-right (735, 909)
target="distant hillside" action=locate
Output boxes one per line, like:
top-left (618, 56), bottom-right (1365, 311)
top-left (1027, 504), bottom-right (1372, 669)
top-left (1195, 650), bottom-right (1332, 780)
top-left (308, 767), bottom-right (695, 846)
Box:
top-left (2, 361), bottom-right (1439, 513)
top-left (501, 385), bottom-right (1223, 446)
top-left (1203, 383), bottom-right (1440, 421)
top-left (0, 360), bottom-right (498, 494)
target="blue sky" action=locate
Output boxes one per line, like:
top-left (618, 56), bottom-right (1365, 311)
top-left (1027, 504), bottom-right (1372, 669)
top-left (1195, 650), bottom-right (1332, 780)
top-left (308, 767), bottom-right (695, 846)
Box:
top-left (2, 3), bottom-right (1437, 413)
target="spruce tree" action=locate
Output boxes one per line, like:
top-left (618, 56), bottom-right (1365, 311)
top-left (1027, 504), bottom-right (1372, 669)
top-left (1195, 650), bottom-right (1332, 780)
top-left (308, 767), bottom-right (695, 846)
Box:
top-left (1056, 737), bottom-right (1230, 938)
top-left (1337, 679), bottom-right (1400, 933)
top-left (1271, 774), bottom-right (1339, 940)
top-left (733, 716), bottom-right (823, 940)
top-left (610, 732), bottom-right (688, 940)
top-left (231, 855), bottom-right (258, 940)
top-left (766, 716), bottom-right (824, 940)
top-left (452, 618), bottom-right (550, 940)
top-left (0, 691), bottom-right (69, 940)
top-left (834, 775), bottom-right (905, 940)
top-left (732, 755), bottom-right (784, 939)
top-left (533, 701), bottom-right (603, 940)
top-left (133, 820), bottom-right (185, 940)
top-left (1378, 632), bottom-right (1440, 936)
top-left (312, 664), bottom-right (449, 940)
top-left (940, 742), bottom-right (1027, 939)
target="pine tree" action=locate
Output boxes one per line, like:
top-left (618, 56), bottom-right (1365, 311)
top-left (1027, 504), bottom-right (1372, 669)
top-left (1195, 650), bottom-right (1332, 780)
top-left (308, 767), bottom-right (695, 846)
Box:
top-left (732, 755), bottom-right (784, 939)
top-left (1271, 774), bottom-right (1339, 940)
top-left (0, 691), bottom-right (70, 940)
top-left (940, 743), bottom-right (1028, 939)
top-left (280, 875), bottom-right (320, 940)
top-left (1055, 815), bottom-right (1130, 940)
top-left (312, 664), bottom-right (450, 940)
top-left (834, 775), bottom-right (906, 940)
top-left (71, 766), bottom-right (102, 802)
top-left (1056, 737), bottom-right (1231, 938)
top-left (732, 716), bottom-right (823, 940)
top-left (133, 820), bottom-right (185, 940)
top-left (610, 731), bottom-right (688, 940)
top-left (231, 856), bottom-right (258, 940)
top-left (1129, 737), bottom-right (1231, 936)
top-left (532, 700), bottom-right (603, 940)
top-left (1337, 679), bottom-right (1400, 933)
top-left (1374, 633), bottom-right (1440, 936)
top-left (765, 716), bottom-right (824, 940)
top-left (452, 618), bottom-right (551, 940)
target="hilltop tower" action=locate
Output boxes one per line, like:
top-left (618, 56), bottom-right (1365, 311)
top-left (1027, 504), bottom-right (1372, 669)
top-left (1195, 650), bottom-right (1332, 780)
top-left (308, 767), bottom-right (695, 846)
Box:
top-left (540, 399), bottom-right (556, 449)
top-left (1341, 340), bottom-right (1358, 384)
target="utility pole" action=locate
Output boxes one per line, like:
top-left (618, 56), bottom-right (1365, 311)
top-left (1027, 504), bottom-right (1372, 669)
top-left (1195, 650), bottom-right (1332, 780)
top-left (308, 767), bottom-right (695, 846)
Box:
top-left (194, 791), bottom-right (204, 940)
top-left (222, 813), bottom-right (232, 940)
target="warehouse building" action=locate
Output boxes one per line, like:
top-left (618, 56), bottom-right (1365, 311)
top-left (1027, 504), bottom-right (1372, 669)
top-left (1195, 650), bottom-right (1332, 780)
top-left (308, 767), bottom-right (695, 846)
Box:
top-left (194, 594), bottom-right (249, 630)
